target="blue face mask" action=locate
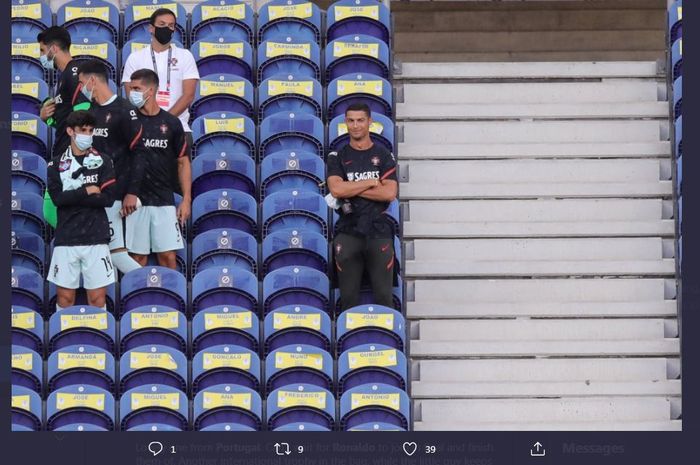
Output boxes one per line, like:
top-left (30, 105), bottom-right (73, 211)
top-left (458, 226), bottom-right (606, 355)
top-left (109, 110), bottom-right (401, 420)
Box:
top-left (74, 133), bottom-right (93, 151)
top-left (39, 52), bottom-right (55, 70)
top-left (129, 90), bottom-right (147, 109)
top-left (81, 79), bottom-right (94, 101)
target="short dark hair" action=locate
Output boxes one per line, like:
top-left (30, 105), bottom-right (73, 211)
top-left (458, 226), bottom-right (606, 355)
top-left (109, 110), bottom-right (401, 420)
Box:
top-left (149, 8), bottom-right (177, 25)
top-left (345, 102), bottom-right (372, 118)
top-left (66, 110), bottom-right (96, 130)
top-left (130, 68), bottom-right (160, 88)
top-left (77, 60), bottom-right (109, 82)
top-left (37, 26), bottom-right (71, 51)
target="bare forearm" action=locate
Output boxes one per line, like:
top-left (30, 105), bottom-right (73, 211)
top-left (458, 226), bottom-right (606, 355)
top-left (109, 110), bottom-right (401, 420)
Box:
top-left (168, 96), bottom-right (193, 118)
top-left (358, 185), bottom-right (396, 202)
top-left (178, 158), bottom-right (192, 202)
top-left (329, 179), bottom-right (377, 199)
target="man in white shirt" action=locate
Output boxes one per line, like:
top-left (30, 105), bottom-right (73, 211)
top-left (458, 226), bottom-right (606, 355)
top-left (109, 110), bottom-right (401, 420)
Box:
top-left (122, 7), bottom-right (199, 160)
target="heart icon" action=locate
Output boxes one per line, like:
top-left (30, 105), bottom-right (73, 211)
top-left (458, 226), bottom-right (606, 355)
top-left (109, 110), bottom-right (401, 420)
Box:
top-left (402, 442), bottom-right (417, 456)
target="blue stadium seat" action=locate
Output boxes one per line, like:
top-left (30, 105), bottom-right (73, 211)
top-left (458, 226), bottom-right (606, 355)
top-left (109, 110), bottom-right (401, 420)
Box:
top-left (192, 306), bottom-right (260, 353)
top-left (11, 111), bottom-right (50, 158)
top-left (192, 74), bottom-right (255, 120)
top-left (123, 0), bottom-right (188, 46)
top-left (12, 385), bottom-right (43, 431)
top-left (672, 38), bottom-right (682, 81)
top-left (47, 344), bottom-right (116, 394)
top-left (329, 112), bottom-right (394, 153)
top-left (192, 189), bottom-right (257, 237)
top-left (327, 0), bottom-right (391, 44)
top-left (192, 344), bottom-right (261, 393)
top-left (674, 76), bottom-right (682, 121)
top-left (120, 306), bottom-right (188, 355)
top-left (191, 0), bottom-right (254, 44)
top-left (11, 230), bottom-right (45, 275)
top-left (257, 36), bottom-right (321, 84)
top-left (12, 0), bottom-right (52, 38)
top-left (47, 279), bottom-right (117, 316)
top-left (338, 343), bottom-right (407, 395)
top-left (347, 421), bottom-right (406, 431)
top-left (11, 150), bottom-right (47, 196)
top-left (121, 38), bottom-right (184, 68)
top-left (12, 345), bottom-right (43, 394)
top-left (192, 229), bottom-right (258, 275)
top-left (119, 345), bottom-right (188, 394)
top-left (11, 190), bottom-right (45, 239)
top-left (192, 37), bottom-right (254, 81)
top-left (267, 384), bottom-right (335, 431)
top-left (12, 306), bottom-right (44, 353)
top-left (273, 422), bottom-right (331, 431)
top-left (262, 229), bottom-right (328, 274)
top-left (193, 384), bottom-right (263, 431)
top-left (47, 384), bottom-right (115, 431)
top-left (265, 344), bottom-right (333, 393)
top-left (11, 266), bottom-right (44, 314)
top-left (11, 76), bottom-right (49, 115)
top-left (676, 115), bottom-right (682, 158)
top-left (57, 1), bottom-right (120, 45)
top-left (337, 305), bottom-right (405, 355)
top-left (192, 267), bottom-right (259, 315)
top-left (261, 150), bottom-right (325, 199)
top-left (69, 35), bottom-right (119, 83)
top-left (48, 306), bottom-right (116, 354)
top-left (263, 266), bottom-right (330, 315)
top-left (200, 423), bottom-right (256, 431)
top-left (262, 189), bottom-right (329, 239)
top-left (145, 247), bottom-right (188, 277)
top-left (260, 112), bottom-right (324, 160)
top-left (263, 305), bottom-right (332, 355)
top-left (326, 35), bottom-right (390, 82)
top-left (339, 383), bottom-right (410, 431)
top-left (12, 36), bottom-right (48, 83)
top-left (191, 111), bottom-right (256, 159)
top-left (669, 0), bottom-right (682, 44)
top-left (327, 73), bottom-right (393, 119)
top-left (258, 0), bottom-right (322, 44)
top-left (259, 74), bottom-right (322, 122)
top-left (192, 151), bottom-right (256, 198)
top-left (54, 423), bottom-right (109, 431)
top-left (120, 266), bottom-right (187, 317)
top-left (120, 384), bottom-right (189, 431)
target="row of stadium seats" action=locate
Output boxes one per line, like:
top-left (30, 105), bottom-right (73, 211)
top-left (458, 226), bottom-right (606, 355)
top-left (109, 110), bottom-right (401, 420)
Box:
top-left (669, 1), bottom-right (682, 265)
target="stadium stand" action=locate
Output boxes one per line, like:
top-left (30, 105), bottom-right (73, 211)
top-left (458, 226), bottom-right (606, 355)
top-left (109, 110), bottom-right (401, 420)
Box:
top-left (57, 0), bottom-right (120, 45)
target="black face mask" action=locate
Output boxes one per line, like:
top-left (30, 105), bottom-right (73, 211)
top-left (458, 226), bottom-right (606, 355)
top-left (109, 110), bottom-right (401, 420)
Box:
top-left (154, 26), bottom-right (174, 45)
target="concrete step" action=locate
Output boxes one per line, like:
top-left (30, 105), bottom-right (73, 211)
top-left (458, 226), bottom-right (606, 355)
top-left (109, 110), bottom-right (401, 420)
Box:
top-left (413, 420), bottom-right (682, 431)
top-left (397, 51), bottom-right (665, 63)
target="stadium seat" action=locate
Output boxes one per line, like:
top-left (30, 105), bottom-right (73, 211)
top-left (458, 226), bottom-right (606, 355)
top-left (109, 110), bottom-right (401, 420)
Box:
top-left (48, 306), bottom-right (116, 354)
top-left (339, 383), bottom-right (410, 431)
top-left (11, 230), bottom-right (45, 275)
top-left (120, 306), bottom-right (188, 355)
top-left (337, 305), bottom-right (405, 355)
top-left (259, 74), bottom-right (322, 123)
top-left (120, 384), bottom-right (189, 431)
top-left (669, 0), bottom-right (682, 44)
top-left (11, 151), bottom-right (47, 196)
top-left (273, 422), bottom-right (331, 431)
top-left (53, 423), bottom-right (110, 431)
top-left (11, 76), bottom-right (49, 116)
top-left (266, 384), bottom-right (335, 431)
top-left (263, 266), bottom-right (331, 315)
top-left (192, 229), bottom-right (258, 275)
top-left (329, 112), bottom-right (394, 153)
top-left (674, 76), bottom-right (682, 121)
top-left (192, 267), bottom-right (259, 316)
top-left (11, 190), bottom-right (45, 240)
top-left (672, 38), bottom-right (682, 81)
top-left (47, 280), bottom-right (117, 316)
top-left (12, 306), bottom-right (44, 353)
top-left (192, 37), bottom-right (254, 81)
top-left (191, 0), bottom-right (254, 44)
top-left (263, 305), bottom-right (332, 355)
top-left (327, 73), bottom-right (393, 119)
top-left (265, 344), bottom-right (333, 394)
top-left (57, 1), bottom-right (120, 45)
top-left (338, 343), bottom-right (407, 395)
top-left (121, 38), bottom-right (184, 68)
top-left (123, 0), bottom-right (188, 46)
top-left (259, 112), bottom-right (324, 160)
top-left (145, 247), bottom-right (188, 277)
top-left (119, 345), bottom-right (188, 394)
top-left (192, 74), bottom-right (255, 120)
top-left (46, 384), bottom-right (115, 431)
top-left (192, 344), bottom-right (261, 393)
top-left (192, 189), bottom-right (257, 237)
top-left (11, 266), bottom-right (44, 314)
top-left (47, 344), bottom-right (116, 394)
top-left (347, 422), bottom-right (406, 431)
top-left (676, 115), bottom-right (683, 159)
top-left (69, 35), bottom-right (119, 83)
top-left (11, 0), bottom-right (52, 38)
top-left (262, 229), bottom-right (328, 274)
top-left (12, 345), bottom-right (43, 394)
top-left (259, 0), bottom-right (321, 45)
top-left (192, 151), bottom-right (256, 198)
top-left (120, 267), bottom-right (187, 316)
top-left (12, 35), bottom-right (48, 83)
top-left (12, 385), bottom-right (43, 431)
top-left (192, 306), bottom-right (260, 353)
top-left (193, 384), bottom-right (263, 431)
top-left (262, 189), bottom-right (329, 238)
top-left (11, 111), bottom-right (50, 159)
top-left (326, 35), bottom-right (390, 82)
top-left (257, 36), bottom-right (321, 84)
top-left (261, 149), bottom-right (325, 200)
top-left (200, 423), bottom-right (256, 431)
top-left (327, 0), bottom-right (391, 44)
top-left (191, 111), bottom-right (256, 159)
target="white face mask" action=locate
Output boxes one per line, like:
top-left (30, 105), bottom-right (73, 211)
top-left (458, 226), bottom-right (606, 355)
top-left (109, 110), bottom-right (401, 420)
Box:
top-left (74, 133), bottom-right (93, 151)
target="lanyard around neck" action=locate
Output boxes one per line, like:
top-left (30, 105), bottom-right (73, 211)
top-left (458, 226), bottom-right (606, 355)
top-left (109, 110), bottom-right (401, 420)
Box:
top-left (150, 45), bottom-right (173, 92)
